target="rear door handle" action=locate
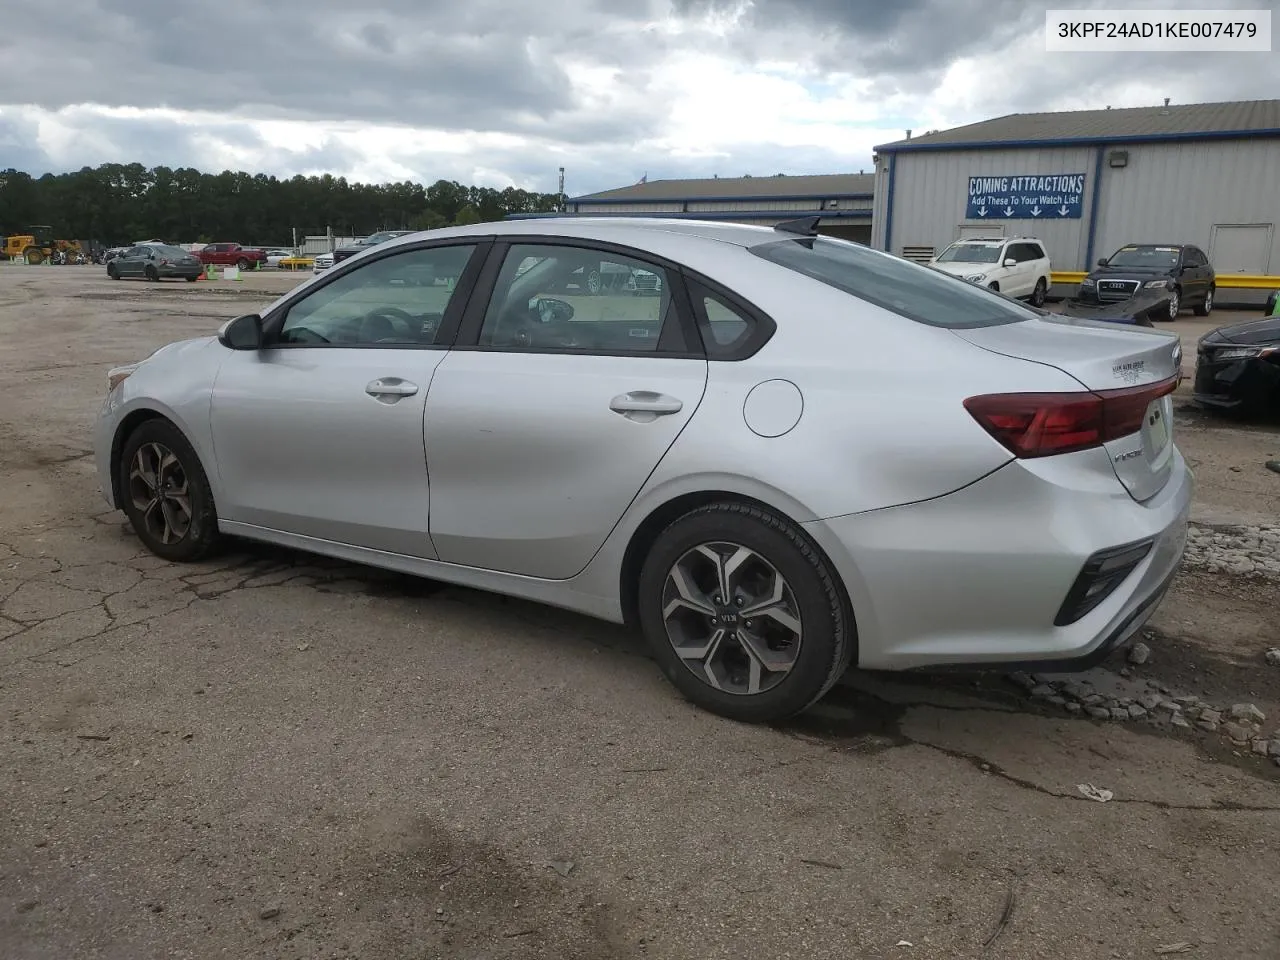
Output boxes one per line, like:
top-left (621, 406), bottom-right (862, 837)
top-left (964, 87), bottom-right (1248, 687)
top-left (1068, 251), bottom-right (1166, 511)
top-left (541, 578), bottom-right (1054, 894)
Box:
top-left (366, 377), bottom-right (419, 400)
top-left (609, 391), bottom-right (683, 415)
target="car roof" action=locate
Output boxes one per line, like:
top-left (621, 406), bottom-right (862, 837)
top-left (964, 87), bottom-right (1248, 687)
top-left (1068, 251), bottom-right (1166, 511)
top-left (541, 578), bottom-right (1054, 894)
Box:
top-left (371, 217), bottom-right (790, 256)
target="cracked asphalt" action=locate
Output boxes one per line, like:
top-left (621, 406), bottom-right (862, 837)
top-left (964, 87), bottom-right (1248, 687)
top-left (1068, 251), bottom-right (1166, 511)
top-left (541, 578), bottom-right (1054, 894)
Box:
top-left (2, 266), bottom-right (1279, 960)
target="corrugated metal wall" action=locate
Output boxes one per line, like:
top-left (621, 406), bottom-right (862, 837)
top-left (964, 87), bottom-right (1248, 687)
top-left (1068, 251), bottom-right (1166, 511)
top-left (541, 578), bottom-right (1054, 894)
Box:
top-left (874, 137), bottom-right (1280, 274)
top-left (1092, 139), bottom-right (1280, 275)
top-left (873, 146), bottom-right (1095, 269)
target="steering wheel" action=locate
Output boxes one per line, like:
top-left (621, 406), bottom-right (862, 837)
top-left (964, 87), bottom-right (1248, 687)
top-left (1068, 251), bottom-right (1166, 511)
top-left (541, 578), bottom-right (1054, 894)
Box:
top-left (362, 306), bottom-right (418, 343)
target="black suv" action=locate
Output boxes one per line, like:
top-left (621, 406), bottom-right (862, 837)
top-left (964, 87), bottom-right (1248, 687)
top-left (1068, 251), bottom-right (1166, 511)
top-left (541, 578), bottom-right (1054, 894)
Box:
top-left (1077, 243), bottom-right (1215, 322)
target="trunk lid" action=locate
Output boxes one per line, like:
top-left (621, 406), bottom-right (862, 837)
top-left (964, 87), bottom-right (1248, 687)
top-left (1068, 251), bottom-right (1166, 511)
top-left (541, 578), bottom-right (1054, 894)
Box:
top-left (953, 314), bottom-right (1182, 503)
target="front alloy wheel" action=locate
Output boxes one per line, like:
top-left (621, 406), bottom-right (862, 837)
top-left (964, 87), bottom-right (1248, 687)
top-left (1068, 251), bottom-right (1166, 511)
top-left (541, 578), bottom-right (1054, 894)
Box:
top-left (662, 542), bottom-right (803, 696)
top-left (1166, 288), bottom-right (1180, 321)
top-left (129, 442), bottom-right (193, 545)
top-left (119, 419), bottom-right (220, 561)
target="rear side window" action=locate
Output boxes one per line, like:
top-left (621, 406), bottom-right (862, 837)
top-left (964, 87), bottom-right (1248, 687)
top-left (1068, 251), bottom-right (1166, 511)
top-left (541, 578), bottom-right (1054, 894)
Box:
top-left (750, 237), bottom-right (1033, 329)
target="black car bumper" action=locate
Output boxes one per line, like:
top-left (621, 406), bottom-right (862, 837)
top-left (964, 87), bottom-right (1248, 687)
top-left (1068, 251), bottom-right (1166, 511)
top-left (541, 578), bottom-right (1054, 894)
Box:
top-left (1193, 352), bottom-right (1280, 410)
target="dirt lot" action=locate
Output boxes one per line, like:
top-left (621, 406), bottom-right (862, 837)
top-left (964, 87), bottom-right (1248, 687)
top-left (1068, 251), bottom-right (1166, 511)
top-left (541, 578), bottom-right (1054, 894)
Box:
top-left (1, 264), bottom-right (1278, 960)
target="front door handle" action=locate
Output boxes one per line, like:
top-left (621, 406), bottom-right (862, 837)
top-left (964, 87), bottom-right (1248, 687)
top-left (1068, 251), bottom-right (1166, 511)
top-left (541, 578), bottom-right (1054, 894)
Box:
top-left (609, 391), bottom-right (683, 416)
top-left (366, 377), bottom-right (419, 401)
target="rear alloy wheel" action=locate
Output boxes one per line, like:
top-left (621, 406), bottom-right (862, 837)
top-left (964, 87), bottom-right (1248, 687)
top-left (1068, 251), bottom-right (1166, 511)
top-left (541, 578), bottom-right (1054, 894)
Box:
top-left (637, 502), bottom-right (854, 723)
top-left (1194, 287), bottom-right (1214, 317)
top-left (118, 419), bottom-right (220, 562)
top-left (1030, 277), bottom-right (1047, 307)
top-left (236, 258), bottom-right (251, 271)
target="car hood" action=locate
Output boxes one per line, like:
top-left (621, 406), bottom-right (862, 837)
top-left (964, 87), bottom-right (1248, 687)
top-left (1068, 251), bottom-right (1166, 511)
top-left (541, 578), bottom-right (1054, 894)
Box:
top-left (1202, 316), bottom-right (1280, 346)
top-left (930, 261), bottom-right (997, 277)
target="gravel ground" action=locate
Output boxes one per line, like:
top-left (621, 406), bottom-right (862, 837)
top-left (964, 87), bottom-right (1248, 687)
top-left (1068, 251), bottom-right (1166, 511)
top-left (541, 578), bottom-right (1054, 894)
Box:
top-left (2, 265), bottom-right (1279, 960)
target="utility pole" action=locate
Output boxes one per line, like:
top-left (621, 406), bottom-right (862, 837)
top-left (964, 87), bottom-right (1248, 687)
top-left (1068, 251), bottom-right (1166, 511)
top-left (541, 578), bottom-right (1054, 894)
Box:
top-left (558, 167), bottom-right (566, 212)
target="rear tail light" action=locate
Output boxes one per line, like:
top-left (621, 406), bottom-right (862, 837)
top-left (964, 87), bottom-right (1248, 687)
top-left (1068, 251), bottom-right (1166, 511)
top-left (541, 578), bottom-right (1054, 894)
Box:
top-left (1055, 540), bottom-right (1153, 625)
top-left (964, 376), bottom-right (1178, 459)
top-left (159, 258), bottom-right (170, 265)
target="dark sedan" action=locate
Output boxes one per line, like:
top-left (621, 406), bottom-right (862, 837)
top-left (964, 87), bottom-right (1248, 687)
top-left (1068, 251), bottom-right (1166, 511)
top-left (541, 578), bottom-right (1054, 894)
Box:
top-left (1194, 305), bottom-right (1280, 415)
top-left (1075, 243), bottom-right (1215, 322)
top-left (107, 244), bottom-right (203, 282)
top-left (331, 230), bottom-right (414, 265)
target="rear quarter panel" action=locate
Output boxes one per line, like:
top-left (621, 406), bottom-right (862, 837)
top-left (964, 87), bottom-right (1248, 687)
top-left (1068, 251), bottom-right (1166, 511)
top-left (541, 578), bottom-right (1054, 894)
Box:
top-left (640, 251), bottom-right (1086, 521)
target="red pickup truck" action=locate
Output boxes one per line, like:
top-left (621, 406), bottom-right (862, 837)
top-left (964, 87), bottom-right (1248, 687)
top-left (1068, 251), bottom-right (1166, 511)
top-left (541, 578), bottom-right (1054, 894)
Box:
top-left (196, 243), bottom-right (268, 270)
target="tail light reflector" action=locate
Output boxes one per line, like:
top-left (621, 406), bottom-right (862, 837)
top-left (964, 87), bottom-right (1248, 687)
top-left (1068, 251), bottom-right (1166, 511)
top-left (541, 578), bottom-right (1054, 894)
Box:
top-left (964, 376), bottom-right (1178, 459)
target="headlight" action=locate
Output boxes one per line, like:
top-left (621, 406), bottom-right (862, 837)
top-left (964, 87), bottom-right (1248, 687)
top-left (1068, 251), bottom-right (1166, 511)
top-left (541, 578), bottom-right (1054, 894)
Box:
top-left (1080, 278), bottom-right (1096, 287)
top-left (1144, 279), bottom-right (1171, 289)
top-left (965, 273), bottom-right (987, 283)
top-left (107, 364), bottom-right (138, 392)
top-left (1214, 346), bottom-right (1276, 361)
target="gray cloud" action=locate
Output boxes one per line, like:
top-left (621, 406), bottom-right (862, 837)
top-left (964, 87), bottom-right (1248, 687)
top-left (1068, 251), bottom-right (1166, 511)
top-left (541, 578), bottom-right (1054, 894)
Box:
top-left (3, 0), bottom-right (1279, 194)
top-left (4, 0), bottom-right (670, 143)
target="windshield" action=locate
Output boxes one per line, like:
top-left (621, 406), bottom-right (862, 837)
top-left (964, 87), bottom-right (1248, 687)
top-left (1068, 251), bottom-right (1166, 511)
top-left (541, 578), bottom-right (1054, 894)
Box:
top-left (1105, 245), bottom-right (1180, 269)
top-left (750, 237), bottom-right (1032, 329)
top-left (366, 231), bottom-right (409, 245)
top-left (936, 242), bottom-right (1003, 264)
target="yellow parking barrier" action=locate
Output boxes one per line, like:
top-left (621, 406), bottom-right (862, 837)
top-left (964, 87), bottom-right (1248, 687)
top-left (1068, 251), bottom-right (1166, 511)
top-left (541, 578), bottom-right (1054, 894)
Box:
top-left (1051, 271), bottom-right (1280, 290)
top-left (278, 257), bottom-right (314, 270)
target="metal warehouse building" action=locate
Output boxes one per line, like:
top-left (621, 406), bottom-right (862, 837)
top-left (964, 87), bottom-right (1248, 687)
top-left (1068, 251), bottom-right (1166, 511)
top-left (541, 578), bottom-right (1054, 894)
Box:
top-left (556, 173), bottom-right (875, 244)
top-left (872, 99), bottom-right (1280, 301)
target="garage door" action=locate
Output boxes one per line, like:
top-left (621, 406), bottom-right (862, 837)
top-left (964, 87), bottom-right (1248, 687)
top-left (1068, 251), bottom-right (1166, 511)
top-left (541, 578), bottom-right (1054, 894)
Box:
top-left (1209, 223), bottom-right (1273, 274)
top-left (958, 224), bottom-right (1004, 240)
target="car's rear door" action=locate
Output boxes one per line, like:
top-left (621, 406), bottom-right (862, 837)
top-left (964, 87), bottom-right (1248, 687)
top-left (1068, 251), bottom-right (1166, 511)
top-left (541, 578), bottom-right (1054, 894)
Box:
top-left (423, 239), bottom-right (709, 579)
top-left (208, 240), bottom-right (488, 557)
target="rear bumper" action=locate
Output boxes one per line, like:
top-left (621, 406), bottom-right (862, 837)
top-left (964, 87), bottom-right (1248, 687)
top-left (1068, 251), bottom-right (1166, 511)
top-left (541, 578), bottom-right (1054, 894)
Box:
top-left (803, 446), bottom-right (1193, 671)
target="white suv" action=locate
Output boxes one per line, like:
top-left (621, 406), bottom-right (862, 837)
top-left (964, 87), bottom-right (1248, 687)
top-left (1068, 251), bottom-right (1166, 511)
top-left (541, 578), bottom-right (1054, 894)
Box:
top-left (929, 237), bottom-right (1052, 307)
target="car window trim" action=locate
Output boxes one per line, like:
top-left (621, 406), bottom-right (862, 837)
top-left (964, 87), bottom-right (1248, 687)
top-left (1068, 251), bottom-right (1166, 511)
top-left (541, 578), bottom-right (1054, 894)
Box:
top-left (681, 270), bottom-right (777, 361)
top-left (258, 237), bottom-right (494, 351)
top-left (451, 236), bottom-right (706, 360)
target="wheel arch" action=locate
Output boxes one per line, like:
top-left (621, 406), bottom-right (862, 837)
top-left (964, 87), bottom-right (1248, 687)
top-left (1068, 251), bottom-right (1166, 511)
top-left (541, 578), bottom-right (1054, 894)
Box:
top-left (108, 407), bottom-right (215, 510)
top-left (617, 488), bottom-right (856, 644)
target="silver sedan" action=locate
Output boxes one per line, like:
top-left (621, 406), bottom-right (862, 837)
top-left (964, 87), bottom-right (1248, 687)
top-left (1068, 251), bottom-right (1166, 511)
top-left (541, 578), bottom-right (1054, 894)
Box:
top-left (94, 217), bottom-right (1192, 723)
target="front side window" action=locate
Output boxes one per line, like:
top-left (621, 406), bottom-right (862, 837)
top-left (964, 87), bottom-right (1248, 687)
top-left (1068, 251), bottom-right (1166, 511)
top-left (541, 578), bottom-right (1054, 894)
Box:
top-left (752, 236), bottom-right (1032, 329)
top-left (276, 244), bottom-right (476, 346)
top-left (477, 243), bottom-right (684, 353)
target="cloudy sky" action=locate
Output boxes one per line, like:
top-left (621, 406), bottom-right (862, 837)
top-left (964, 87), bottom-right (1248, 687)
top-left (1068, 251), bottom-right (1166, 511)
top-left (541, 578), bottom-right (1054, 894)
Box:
top-left (1, 0), bottom-right (1277, 196)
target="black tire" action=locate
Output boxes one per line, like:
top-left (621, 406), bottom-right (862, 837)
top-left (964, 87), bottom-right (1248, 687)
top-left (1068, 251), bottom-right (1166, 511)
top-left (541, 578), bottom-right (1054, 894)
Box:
top-left (1159, 286), bottom-right (1181, 321)
top-left (145, 266), bottom-right (158, 282)
top-left (236, 258), bottom-right (250, 271)
top-left (1030, 277), bottom-right (1047, 308)
top-left (185, 275), bottom-right (198, 282)
top-left (107, 264), bottom-right (118, 280)
top-left (1193, 286), bottom-right (1214, 317)
top-left (637, 501), bottom-right (855, 723)
top-left (987, 281), bottom-right (999, 292)
top-left (117, 419), bottom-right (220, 562)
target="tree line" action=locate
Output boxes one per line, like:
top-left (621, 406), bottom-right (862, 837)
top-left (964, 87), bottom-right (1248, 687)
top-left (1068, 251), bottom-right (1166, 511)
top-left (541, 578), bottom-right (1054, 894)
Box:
top-left (0, 164), bottom-right (565, 247)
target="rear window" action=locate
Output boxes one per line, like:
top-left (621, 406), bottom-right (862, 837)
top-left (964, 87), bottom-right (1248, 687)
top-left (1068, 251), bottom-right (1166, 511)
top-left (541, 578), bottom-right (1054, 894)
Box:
top-left (750, 237), bottom-right (1033, 329)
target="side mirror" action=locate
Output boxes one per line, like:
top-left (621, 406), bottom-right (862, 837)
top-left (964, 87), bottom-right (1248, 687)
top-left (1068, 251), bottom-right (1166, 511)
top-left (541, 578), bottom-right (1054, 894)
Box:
top-left (1003, 258), bottom-right (1017, 267)
top-left (1097, 258), bottom-right (1109, 267)
top-left (218, 313), bottom-right (263, 350)
top-left (531, 297), bottom-right (574, 323)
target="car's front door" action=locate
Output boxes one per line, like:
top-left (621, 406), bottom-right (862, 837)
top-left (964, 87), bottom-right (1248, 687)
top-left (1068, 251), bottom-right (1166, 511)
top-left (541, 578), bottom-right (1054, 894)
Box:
top-left (1005, 242), bottom-right (1035, 297)
top-left (209, 241), bottom-right (487, 557)
top-left (117, 246), bottom-right (147, 277)
top-left (423, 240), bottom-right (709, 579)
